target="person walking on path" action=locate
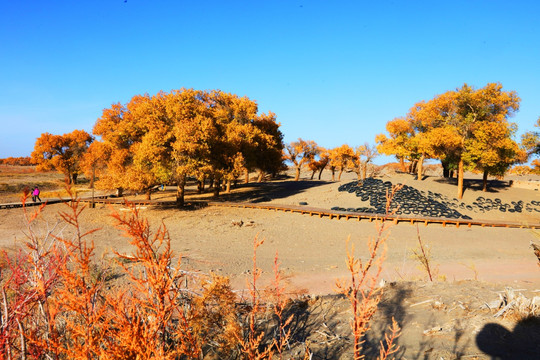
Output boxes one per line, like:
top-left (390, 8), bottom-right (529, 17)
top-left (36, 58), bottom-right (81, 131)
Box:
top-left (32, 186), bottom-right (41, 203)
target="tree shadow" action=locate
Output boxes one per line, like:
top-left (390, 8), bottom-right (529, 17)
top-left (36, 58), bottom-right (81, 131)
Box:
top-left (264, 281), bottom-right (486, 359)
top-left (364, 282), bottom-right (477, 360)
top-left (360, 282), bottom-right (412, 359)
top-left (282, 294), bottom-right (352, 359)
top-left (127, 179), bottom-right (333, 213)
top-left (210, 180), bottom-right (333, 204)
top-left (433, 178), bottom-right (511, 194)
top-left (476, 316), bottom-right (540, 359)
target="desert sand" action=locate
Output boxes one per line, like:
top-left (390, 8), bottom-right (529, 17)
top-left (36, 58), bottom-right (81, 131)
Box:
top-left (1, 168), bottom-right (540, 358)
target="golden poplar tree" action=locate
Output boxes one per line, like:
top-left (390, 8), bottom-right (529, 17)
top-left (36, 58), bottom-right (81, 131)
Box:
top-left (380, 83), bottom-right (520, 199)
top-left (328, 145), bottom-right (355, 181)
top-left (91, 89), bottom-right (283, 205)
top-left (465, 121), bottom-right (525, 191)
top-left (521, 117), bottom-right (540, 157)
top-left (351, 143), bottom-right (378, 180)
top-left (307, 147), bottom-right (329, 180)
top-left (31, 129), bottom-right (93, 184)
top-left (375, 117), bottom-right (417, 172)
top-left (284, 139), bottom-right (319, 181)
top-left (93, 93), bottom-right (174, 200)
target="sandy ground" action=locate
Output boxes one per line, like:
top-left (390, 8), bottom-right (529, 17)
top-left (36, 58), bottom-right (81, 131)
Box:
top-left (1, 168), bottom-right (540, 358)
top-left (2, 170), bottom-right (539, 291)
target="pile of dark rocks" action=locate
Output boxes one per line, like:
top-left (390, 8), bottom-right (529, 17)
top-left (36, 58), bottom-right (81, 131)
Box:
top-left (332, 178), bottom-right (540, 220)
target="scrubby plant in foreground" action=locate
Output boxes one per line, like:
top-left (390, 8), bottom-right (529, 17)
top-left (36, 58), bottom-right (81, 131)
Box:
top-left (336, 185), bottom-right (402, 360)
top-left (2, 189), bottom-right (403, 359)
top-left (1, 193), bottom-right (65, 359)
top-left (410, 225), bottom-right (438, 282)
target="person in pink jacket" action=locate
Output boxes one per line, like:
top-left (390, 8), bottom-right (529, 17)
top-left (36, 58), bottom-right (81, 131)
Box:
top-left (32, 186), bottom-right (41, 203)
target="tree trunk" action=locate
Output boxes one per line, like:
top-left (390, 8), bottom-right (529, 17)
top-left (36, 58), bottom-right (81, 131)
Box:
top-left (197, 180), bottom-right (204, 194)
top-left (213, 176), bottom-right (221, 197)
top-left (457, 159), bottom-right (464, 199)
top-left (146, 189), bottom-right (151, 200)
top-left (417, 155), bottom-right (424, 180)
top-left (257, 171), bottom-right (264, 182)
top-left (90, 167), bottom-right (95, 188)
top-left (482, 170), bottom-right (489, 192)
top-left (208, 175), bottom-right (214, 189)
top-left (338, 169), bottom-right (343, 181)
top-left (116, 188), bottom-right (123, 197)
top-left (176, 174), bottom-right (186, 207)
top-left (318, 167), bottom-right (324, 180)
top-left (441, 159), bottom-right (450, 178)
top-left (245, 169), bottom-right (250, 184)
top-left (72, 173), bottom-right (78, 185)
top-left (91, 166), bottom-right (96, 208)
top-left (225, 179), bottom-right (231, 193)
top-left (399, 157), bottom-right (406, 172)
top-left (294, 166), bottom-right (301, 181)
top-left (409, 159), bottom-right (418, 174)
top-left (362, 163), bottom-right (368, 180)
top-left (331, 168), bottom-right (336, 181)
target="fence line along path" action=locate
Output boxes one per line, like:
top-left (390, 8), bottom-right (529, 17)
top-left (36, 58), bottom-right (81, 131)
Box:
top-left (1, 197), bottom-right (538, 229)
top-left (208, 201), bottom-right (539, 229)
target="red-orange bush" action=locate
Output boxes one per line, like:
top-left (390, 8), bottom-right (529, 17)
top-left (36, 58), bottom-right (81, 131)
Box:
top-left (1, 188), bottom-right (400, 359)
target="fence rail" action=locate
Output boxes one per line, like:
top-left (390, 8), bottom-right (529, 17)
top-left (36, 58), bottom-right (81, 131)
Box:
top-left (1, 197), bottom-right (537, 229)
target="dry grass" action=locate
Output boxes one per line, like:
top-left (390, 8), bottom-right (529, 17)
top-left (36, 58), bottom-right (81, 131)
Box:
top-left (410, 225), bottom-right (438, 282)
top-left (0, 186), bottom-right (407, 359)
top-left (0, 166), bottom-right (65, 202)
top-left (0, 165), bottom-right (36, 174)
top-left (335, 185), bottom-right (402, 360)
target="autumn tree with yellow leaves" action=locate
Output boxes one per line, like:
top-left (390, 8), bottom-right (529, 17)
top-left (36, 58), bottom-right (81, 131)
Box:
top-left (307, 147), bottom-right (329, 180)
top-left (284, 138), bottom-right (319, 181)
top-left (31, 129), bottom-right (93, 184)
top-left (375, 117), bottom-right (417, 172)
top-left (250, 111), bottom-right (285, 181)
top-left (79, 140), bottom-right (111, 189)
top-left (328, 144), bottom-right (355, 181)
top-left (464, 121), bottom-right (526, 191)
top-left (377, 83), bottom-right (522, 198)
top-left (205, 91), bottom-right (282, 195)
top-left (522, 117), bottom-right (540, 157)
top-left (87, 89), bottom-right (283, 204)
top-left (519, 117), bottom-right (540, 174)
top-left (351, 143), bottom-right (378, 180)
top-left (92, 92), bottom-right (174, 200)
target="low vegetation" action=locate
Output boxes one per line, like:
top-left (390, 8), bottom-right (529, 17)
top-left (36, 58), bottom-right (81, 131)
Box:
top-left (0, 189), bottom-right (400, 359)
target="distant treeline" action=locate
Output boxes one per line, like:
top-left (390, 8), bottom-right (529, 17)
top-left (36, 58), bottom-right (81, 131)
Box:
top-left (0, 157), bottom-right (32, 166)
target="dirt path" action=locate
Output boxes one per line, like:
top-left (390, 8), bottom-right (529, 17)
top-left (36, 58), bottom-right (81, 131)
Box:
top-left (1, 171), bottom-right (540, 358)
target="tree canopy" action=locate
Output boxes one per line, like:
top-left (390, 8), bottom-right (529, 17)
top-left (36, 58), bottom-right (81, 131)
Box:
top-left (31, 129), bottom-right (93, 184)
top-left (284, 139), bottom-right (319, 181)
top-left (89, 89), bottom-right (284, 204)
top-left (521, 117), bottom-right (540, 157)
top-left (376, 83), bottom-right (522, 198)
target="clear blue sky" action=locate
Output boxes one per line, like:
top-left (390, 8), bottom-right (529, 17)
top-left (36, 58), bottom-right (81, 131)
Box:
top-left (1, 0), bottom-right (539, 164)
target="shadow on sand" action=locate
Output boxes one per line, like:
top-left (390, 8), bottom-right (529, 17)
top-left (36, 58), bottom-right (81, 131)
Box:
top-left (476, 316), bottom-right (540, 359)
top-left (434, 177), bottom-right (511, 195)
top-left (207, 179), bottom-right (334, 204)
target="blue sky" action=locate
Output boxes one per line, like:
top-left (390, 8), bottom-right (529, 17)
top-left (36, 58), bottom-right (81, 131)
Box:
top-left (1, 0), bottom-right (539, 164)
